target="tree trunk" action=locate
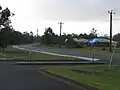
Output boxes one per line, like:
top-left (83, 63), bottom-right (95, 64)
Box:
top-left (2, 45), bottom-right (5, 52)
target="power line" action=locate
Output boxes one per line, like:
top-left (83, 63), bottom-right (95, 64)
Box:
top-left (58, 22), bottom-right (64, 48)
top-left (108, 10), bottom-right (115, 52)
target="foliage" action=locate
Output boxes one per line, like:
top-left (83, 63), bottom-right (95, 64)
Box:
top-left (113, 33), bottom-right (120, 47)
top-left (0, 6), bottom-right (14, 51)
top-left (113, 33), bottom-right (120, 42)
top-left (41, 27), bottom-right (55, 45)
top-left (0, 5), bottom-right (41, 51)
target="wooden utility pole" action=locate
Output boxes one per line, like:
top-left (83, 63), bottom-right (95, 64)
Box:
top-left (58, 22), bottom-right (64, 48)
top-left (108, 10), bottom-right (115, 52)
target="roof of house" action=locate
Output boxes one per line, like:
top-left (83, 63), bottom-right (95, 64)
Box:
top-left (73, 38), bottom-right (89, 43)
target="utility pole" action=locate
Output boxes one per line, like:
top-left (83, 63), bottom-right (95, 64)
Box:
top-left (58, 22), bottom-right (64, 48)
top-left (108, 10), bottom-right (115, 52)
top-left (0, 5), bottom-right (2, 10)
top-left (37, 29), bottom-right (38, 37)
top-left (36, 29), bottom-right (39, 42)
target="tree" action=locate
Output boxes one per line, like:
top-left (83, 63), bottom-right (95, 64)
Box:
top-left (99, 34), bottom-right (109, 39)
top-left (91, 28), bottom-right (97, 35)
top-left (113, 33), bottom-right (120, 42)
top-left (42, 27), bottom-right (55, 45)
top-left (88, 28), bottom-right (98, 39)
top-left (30, 31), bottom-right (34, 43)
top-left (0, 6), bottom-right (15, 51)
top-left (0, 27), bottom-right (9, 51)
top-left (113, 33), bottom-right (120, 47)
top-left (78, 33), bottom-right (88, 39)
top-left (0, 7), bottom-right (14, 27)
top-left (90, 28), bottom-right (97, 36)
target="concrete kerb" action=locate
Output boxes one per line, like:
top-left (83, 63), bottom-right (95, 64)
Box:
top-left (12, 45), bottom-right (100, 62)
top-left (39, 67), bottom-right (100, 90)
top-left (16, 61), bottom-right (105, 65)
top-left (1, 57), bottom-right (8, 60)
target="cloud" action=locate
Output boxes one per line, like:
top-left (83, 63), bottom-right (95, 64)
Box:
top-left (34, 0), bottom-right (120, 21)
top-left (1, 0), bottom-right (120, 35)
top-left (2, 0), bottom-right (120, 21)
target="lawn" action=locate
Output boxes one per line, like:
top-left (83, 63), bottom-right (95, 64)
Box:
top-left (67, 47), bottom-right (120, 54)
top-left (34, 44), bottom-right (120, 57)
top-left (0, 46), bottom-right (79, 60)
top-left (43, 65), bottom-right (120, 90)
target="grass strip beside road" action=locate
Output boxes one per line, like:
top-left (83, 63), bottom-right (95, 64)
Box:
top-left (43, 65), bottom-right (120, 90)
top-left (0, 46), bottom-right (79, 60)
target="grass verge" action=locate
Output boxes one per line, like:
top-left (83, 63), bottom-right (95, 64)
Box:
top-left (43, 65), bottom-right (120, 90)
top-left (0, 46), bottom-right (79, 60)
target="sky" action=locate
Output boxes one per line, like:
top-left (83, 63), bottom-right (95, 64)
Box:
top-left (1, 0), bottom-right (120, 36)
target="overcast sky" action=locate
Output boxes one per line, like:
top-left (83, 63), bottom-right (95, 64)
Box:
top-left (1, 0), bottom-right (120, 36)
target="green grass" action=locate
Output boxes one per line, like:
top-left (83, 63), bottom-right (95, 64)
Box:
top-left (35, 44), bottom-right (120, 57)
top-left (0, 46), bottom-right (79, 60)
top-left (43, 65), bottom-right (120, 90)
top-left (68, 47), bottom-right (120, 53)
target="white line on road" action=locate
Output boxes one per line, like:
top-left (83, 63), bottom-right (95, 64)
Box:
top-left (12, 45), bottom-right (100, 61)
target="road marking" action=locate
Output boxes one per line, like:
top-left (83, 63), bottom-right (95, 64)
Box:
top-left (13, 45), bottom-right (100, 61)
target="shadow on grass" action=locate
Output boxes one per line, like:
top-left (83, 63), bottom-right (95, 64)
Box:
top-left (71, 69), bottom-right (104, 76)
top-left (71, 64), bottom-right (120, 76)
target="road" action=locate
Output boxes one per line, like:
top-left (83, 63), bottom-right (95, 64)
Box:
top-left (0, 62), bottom-right (86, 90)
top-left (17, 44), bottom-right (120, 63)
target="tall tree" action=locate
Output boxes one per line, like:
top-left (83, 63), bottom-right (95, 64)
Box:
top-left (113, 33), bottom-right (120, 42)
top-left (30, 31), bottom-right (34, 43)
top-left (88, 28), bottom-right (98, 39)
top-left (0, 6), bottom-right (15, 51)
top-left (113, 33), bottom-right (120, 47)
top-left (42, 27), bottom-right (55, 45)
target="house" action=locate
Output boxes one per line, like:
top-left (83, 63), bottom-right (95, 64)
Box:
top-left (73, 38), bottom-right (89, 44)
top-left (64, 38), bottom-right (89, 48)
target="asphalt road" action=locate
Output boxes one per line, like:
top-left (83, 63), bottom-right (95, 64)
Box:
top-left (18, 44), bottom-right (120, 63)
top-left (0, 62), bottom-right (86, 90)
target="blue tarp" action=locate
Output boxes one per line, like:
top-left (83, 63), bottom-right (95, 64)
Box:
top-left (89, 38), bottom-right (108, 44)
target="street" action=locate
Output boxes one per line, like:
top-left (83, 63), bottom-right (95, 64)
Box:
top-left (18, 44), bottom-right (120, 62)
top-left (0, 62), bottom-right (86, 90)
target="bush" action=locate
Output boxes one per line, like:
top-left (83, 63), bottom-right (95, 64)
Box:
top-left (117, 42), bottom-right (120, 47)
